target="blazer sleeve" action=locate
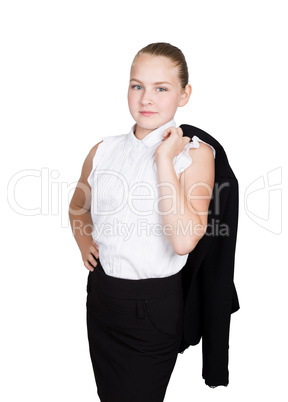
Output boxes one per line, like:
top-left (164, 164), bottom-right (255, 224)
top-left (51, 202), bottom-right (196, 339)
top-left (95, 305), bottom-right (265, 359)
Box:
top-left (201, 175), bottom-right (239, 387)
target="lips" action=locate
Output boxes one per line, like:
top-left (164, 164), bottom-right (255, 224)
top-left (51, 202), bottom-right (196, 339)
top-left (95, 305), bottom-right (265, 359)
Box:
top-left (140, 111), bottom-right (157, 116)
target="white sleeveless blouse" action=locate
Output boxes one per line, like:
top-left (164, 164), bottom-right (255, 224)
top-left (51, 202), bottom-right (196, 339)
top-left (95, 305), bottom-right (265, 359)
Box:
top-left (87, 119), bottom-right (216, 279)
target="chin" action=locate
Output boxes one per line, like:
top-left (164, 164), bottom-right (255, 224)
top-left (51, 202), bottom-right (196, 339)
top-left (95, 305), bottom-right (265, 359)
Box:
top-left (137, 115), bottom-right (164, 125)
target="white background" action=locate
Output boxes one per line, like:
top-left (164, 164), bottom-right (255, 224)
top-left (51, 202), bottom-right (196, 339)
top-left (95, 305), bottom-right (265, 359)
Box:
top-left (1, 1), bottom-right (287, 401)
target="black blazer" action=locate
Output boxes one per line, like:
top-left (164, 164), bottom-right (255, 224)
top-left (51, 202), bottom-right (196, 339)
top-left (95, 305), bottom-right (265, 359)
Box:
top-left (178, 124), bottom-right (240, 388)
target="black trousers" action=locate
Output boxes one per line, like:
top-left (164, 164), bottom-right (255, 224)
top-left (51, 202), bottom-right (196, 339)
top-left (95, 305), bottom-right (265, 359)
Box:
top-left (86, 258), bottom-right (184, 402)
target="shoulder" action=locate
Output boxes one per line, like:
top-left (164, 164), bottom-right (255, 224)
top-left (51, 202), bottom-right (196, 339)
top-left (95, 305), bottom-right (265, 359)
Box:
top-left (80, 134), bottom-right (125, 185)
top-left (188, 140), bottom-right (215, 161)
top-left (89, 140), bottom-right (103, 158)
top-left (180, 141), bottom-right (215, 194)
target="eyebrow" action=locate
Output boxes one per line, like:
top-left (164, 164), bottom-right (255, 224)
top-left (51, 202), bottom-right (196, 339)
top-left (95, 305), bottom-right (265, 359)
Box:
top-left (130, 79), bottom-right (173, 86)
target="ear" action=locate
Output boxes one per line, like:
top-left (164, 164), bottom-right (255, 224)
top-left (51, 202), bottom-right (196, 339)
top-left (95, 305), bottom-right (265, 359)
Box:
top-left (178, 84), bottom-right (192, 107)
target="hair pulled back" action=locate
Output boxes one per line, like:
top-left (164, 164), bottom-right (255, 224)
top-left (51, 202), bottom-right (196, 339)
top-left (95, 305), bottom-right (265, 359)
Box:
top-left (133, 42), bottom-right (189, 89)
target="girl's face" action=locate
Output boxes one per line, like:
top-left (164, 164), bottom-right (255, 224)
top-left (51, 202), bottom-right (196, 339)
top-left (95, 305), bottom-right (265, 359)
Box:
top-left (127, 54), bottom-right (190, 136)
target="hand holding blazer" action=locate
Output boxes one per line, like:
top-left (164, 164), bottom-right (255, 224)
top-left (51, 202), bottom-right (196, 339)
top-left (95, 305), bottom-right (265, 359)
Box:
top-left (178, 124), bottom-right (240, 388)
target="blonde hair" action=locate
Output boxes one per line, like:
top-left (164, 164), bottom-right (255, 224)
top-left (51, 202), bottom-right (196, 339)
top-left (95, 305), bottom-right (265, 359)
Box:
top-left (133, 42), bottom-right (189, 89)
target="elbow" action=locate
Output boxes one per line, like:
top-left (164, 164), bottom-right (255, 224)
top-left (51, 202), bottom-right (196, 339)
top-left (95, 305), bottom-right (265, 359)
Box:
top-left (173, 236), bottom-right (202, 256)
top-left (172, 224), bottom-right (207, 255)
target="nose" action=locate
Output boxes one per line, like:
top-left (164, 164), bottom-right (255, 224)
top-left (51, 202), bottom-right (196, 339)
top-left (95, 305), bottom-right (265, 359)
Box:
top-left (140, 89), bottom-right (154, 105)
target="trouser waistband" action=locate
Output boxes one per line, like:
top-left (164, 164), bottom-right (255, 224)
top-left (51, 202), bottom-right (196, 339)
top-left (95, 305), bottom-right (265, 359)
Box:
top-left (90, 258), bottom-right (183, 300)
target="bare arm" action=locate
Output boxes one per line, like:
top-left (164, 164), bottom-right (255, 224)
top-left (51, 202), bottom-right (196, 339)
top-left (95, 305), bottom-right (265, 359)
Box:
top-left (155, 141), bottom-right (215, 255)
top-left (69, 141), bottom-right (103, 271)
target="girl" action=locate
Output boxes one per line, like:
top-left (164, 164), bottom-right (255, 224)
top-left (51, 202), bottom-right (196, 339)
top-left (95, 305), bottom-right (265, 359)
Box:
top-left (69, 42), bottom-right (215, 402)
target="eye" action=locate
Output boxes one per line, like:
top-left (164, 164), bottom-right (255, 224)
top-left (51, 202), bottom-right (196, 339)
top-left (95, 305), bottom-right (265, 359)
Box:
top-left (131, 85), bottom-right (142, 90)
top-left (156, 87), bottom-right (167, 92)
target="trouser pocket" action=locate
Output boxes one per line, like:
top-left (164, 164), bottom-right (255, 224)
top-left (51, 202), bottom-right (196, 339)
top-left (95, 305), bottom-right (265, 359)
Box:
top-left (144, 289), bottom-right (184, 336)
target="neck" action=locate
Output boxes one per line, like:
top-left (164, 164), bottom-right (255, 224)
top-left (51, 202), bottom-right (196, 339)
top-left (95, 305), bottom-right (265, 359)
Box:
top-left (133, 124), bottom-right (155, 140)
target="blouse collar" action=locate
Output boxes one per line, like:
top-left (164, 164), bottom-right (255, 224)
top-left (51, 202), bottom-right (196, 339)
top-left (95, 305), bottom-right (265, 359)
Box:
top-left (128, 118), bottom-right (176, 148)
